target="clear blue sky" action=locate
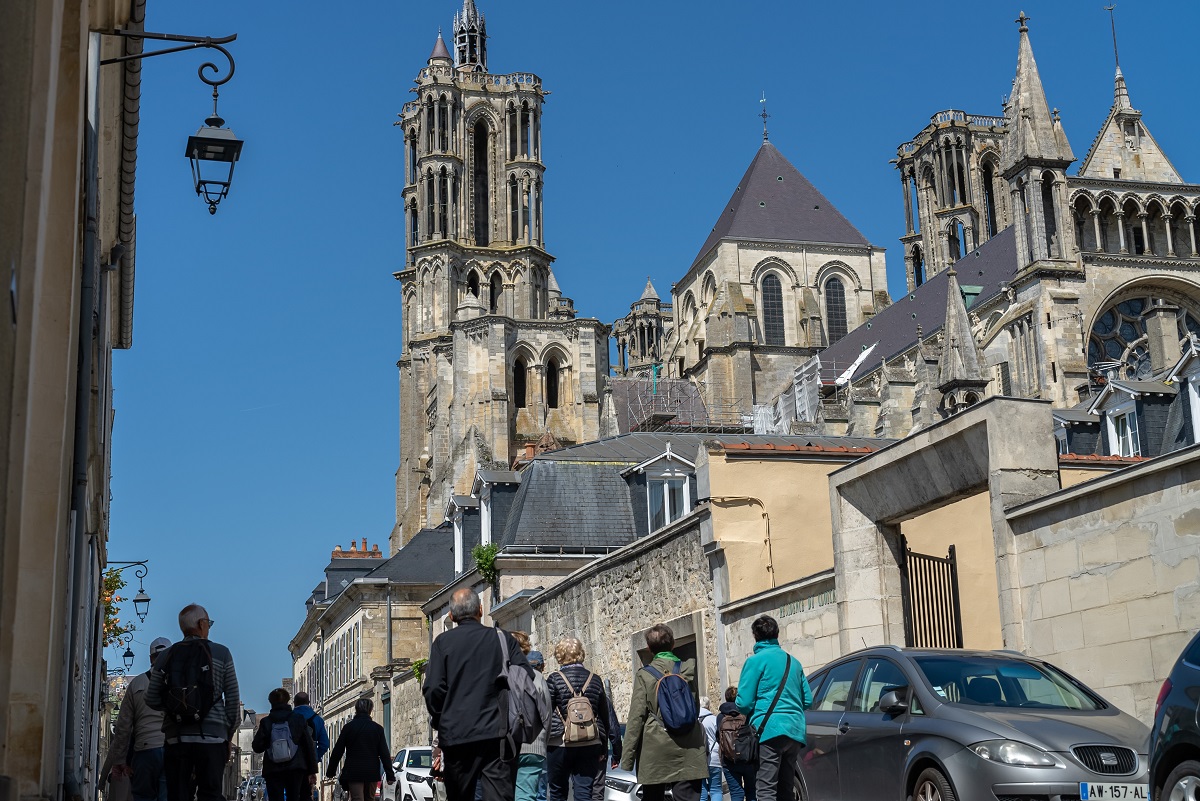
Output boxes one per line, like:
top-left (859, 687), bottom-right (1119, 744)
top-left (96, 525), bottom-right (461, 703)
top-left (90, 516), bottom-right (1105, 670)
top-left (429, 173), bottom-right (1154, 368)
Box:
top-left (110, 0), bottom-right (1200, 707)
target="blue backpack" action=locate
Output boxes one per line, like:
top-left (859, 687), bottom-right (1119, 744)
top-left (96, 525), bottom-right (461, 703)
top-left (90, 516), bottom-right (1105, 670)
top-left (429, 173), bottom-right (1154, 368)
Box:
top-left (643, 661), bottom-right (698, 735)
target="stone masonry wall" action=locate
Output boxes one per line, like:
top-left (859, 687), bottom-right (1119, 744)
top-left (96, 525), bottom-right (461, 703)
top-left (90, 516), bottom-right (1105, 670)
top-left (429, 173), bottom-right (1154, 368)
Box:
top-left (391, 670), bottom-right (430, 749)
top-left (721, 572), bottom-right (839, 686)
top-left (1007, 449), bottom-right (1200, 723)
top-left (530, 522), bottom-right (717, 719)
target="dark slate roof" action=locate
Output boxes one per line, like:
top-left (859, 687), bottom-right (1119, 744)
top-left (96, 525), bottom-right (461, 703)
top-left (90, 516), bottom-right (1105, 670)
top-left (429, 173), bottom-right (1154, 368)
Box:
top-left (535, 432), bottom-right (888, 465)
top-left (365, 525), bottom-right (454, 586)
top-left (820, 226), bottom-right (1018, 384)
top-left (498, 460), bottom-right (636, 550)
top-left (477, 470), bottom-right (521, 484)
top-left (429, 31), bottom-right (451, 60)
top-left (691, 142), bottom-right (870, 270)
top-left (308, 557), bottom-right (386, 605)
top-left (1112, 379), bottom-right (1178, 396)
top-left (1053, 408), bottom-right (1101, 424)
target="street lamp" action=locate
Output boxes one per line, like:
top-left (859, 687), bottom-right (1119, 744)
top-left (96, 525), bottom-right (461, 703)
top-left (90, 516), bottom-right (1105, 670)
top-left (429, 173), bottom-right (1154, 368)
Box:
top-left (109, 560), bottom-right (152, 622)
top-left (122, 646), bottom-right (135, 671)
top-left (101, 30), bottom-right (243, 214)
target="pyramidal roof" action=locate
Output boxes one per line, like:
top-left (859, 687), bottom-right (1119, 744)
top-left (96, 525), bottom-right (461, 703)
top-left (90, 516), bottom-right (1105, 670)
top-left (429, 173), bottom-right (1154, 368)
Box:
top-left (690, 142), bottom-right (869, 271)
top-left (1078, 67), bottom-right (1183, 183)
top-left (937, 268), bottom-right (987, 390)
top-left (1000, 17), bottom-right (1074, 171)
top-left (639, 277), bottom-right (659, 301)
top-left (430, 31), bottom-right (451, 61)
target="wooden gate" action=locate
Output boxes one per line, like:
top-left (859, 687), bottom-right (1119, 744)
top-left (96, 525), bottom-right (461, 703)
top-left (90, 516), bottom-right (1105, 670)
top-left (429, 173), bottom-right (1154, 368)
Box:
top-left (900, 536), bottom-right (965, 648)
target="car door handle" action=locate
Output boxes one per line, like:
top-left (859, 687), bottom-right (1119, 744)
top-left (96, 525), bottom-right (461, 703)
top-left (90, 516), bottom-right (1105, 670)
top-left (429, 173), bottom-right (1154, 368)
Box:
top-left (837, 722), bottom-right (850, 734)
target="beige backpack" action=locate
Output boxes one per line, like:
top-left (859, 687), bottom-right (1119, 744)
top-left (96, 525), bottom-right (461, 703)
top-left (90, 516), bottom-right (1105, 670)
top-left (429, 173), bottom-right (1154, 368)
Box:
top-left (556, 671), bottom-right (599, 746)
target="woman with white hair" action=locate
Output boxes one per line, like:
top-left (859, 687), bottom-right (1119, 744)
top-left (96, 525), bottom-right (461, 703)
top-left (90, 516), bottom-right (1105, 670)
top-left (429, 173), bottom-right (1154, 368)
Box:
top-left (545, 638), bottom-right (621, 801)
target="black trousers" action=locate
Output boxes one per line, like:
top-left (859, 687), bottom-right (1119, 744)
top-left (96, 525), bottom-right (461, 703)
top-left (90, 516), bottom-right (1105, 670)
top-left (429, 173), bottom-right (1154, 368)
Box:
top-left (545, 744), bottom-right (606, 801)
top-left (443, 738), bottom-right (517, 801)
top-left (642, 780), bottom-right (701, 801)
top-left (265, 772), bottom-right (308, 801)
top-left (164, 742), bottom-right (227, 801)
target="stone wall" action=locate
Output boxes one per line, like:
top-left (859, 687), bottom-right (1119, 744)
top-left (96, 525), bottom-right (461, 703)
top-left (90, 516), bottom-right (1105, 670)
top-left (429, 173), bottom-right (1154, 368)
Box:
top-left (390, 670), bottom-right (430, 749)
top-left (720, 571), bottom-right (839, 687)
top-left (529, 516), bottom-right (718, 717)
top-left (1007, 447), bottom-right (1200, 722)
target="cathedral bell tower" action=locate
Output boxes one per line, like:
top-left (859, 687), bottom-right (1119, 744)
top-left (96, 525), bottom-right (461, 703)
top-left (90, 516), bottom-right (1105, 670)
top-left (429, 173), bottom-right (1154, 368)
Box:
top-left (391, 1), bottom-right (609, 548)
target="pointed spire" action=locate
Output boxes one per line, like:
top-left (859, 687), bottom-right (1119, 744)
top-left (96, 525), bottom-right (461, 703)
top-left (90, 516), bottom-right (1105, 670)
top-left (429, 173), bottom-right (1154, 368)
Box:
top-left (936, 268), bottom-right (988, 393)
top-left (1113, 66), bottom-right (1131, 110)
top-left (640, 277), bottom-right (660, 301)
top-left (430, 29), bottom-right (451, 62)
top-left (453, 0), bottom-right (487, 71)
top-left (1000, 13), bottom-right (1074, 172)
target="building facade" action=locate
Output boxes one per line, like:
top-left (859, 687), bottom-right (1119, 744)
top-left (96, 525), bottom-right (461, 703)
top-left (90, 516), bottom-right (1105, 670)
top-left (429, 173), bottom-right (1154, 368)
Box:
top-left (393, 0), bottom-right (609, 547)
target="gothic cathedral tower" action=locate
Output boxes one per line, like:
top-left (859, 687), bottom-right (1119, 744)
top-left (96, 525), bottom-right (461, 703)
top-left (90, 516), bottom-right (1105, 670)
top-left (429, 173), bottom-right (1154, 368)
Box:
top-left (392, 0), bottom-right (609, 547)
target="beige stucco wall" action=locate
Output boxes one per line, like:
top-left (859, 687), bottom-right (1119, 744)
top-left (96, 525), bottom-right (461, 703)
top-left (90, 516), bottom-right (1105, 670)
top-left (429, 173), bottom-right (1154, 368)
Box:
top-left (900, 492), bottom-right (1004, 650)
top-left (1060, 466), bottom-right (1120, 488)
top-left (1008, 448), bottom-right (1200, 723)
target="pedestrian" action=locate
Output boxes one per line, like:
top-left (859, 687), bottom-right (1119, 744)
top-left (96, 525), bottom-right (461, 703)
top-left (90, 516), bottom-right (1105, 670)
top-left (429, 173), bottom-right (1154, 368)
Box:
top-left (544, 638), bottom-right (621, 801)
top-left (422, 588), bottom-right (532, 801)
top-left (735, 616), bottom-right (812, 801)
top-left (292, 691), bottom-right (329, 801)
top-left (511, 636), bottom-right (550, 801)
top-left (146, 604), bottom-right (241, 801)
top-left (104, 637), bottom-right (173, 801)
top-left (252, 688), bottom-right (319, 801)
top-left (715, 688), bottom-right (755, 801)
top-left (619, 624), bottom-right (707, 801)
top-left (325, 698), bottom-right (395, 801)
top-left (697, 698), bottom-right (722, 801)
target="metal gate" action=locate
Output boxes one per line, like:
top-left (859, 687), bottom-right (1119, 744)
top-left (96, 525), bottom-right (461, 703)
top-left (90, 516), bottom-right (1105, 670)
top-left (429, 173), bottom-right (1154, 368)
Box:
top-left (900, 536), bottom-right (965, 648)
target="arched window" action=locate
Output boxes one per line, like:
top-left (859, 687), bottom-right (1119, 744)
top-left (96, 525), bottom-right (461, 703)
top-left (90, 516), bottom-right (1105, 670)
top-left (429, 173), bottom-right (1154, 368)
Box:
top-left (407, 130), bottom-right (418, 183)
top-left (912, 244), bottom-right (925, 287)
top-left (761, 274), bottom-right (785, 345)
top-left (437, 96), bottom-right (449, 152)
top-left (825, 277), bottom-right (848, 344)
top-left (409, 204), bottom-right (419, 249)
top-left (545, 358), bottom-right (560, 409)
top-left (513, 359), bottom-right (527, 408)
top-left (490, 272), bottom-right (503, 314)
top-left (468, 270), bottom-right (480, 298)
top-left (472, 120), bottom-right (490, 246)
top-left (948, 220), bottom-right (964, 263)
top-left (506, 104), bottom-right (518, 159)
top-left (509, 177), bottom-right (520, 243)
top-left (982, 161), bottom-right (998, 237)
top-left (425, 172), bottom-right (435, 240)
top-left (1041, 171), bottom-right (1059, 257)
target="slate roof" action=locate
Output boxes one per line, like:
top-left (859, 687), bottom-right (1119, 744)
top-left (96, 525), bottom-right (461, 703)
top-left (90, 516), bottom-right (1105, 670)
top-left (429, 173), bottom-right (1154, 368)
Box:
top-left (477, 470), bottom-right (521, 484)
top-left (690, 142), bottom-right (870, 271)
top-left (498, 460), bottom-right (636, 550)
top-left (819, 226), bottom-right (1018, 384)
top-left (535, 432), bottom-right (888, 465)
top-left (308, 557), bottom-right (386, 605)
top-left (1053, 408), bottom-right (1101, 424)
top-left (365, 525), bottom-right (454, 586)
top-left (429, 31), bottom-right (451, 60)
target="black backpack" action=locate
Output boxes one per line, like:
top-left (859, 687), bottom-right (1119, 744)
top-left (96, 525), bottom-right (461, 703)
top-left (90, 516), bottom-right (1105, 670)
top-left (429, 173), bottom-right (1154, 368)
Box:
top-left (162, 640), bottom-right (216, 724)
top-left (718, 711), bottom-right (757, 764)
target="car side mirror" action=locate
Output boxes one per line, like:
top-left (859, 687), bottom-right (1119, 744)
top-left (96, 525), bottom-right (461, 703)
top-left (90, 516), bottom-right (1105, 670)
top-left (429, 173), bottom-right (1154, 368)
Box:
top-left (879, 690), bottom-right (908, 715)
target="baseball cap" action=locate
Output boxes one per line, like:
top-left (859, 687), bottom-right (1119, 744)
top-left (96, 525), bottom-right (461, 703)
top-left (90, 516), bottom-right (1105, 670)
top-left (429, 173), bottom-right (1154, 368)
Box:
top-left (527, 650), bottom-right (545, 668)
top-left (150, 637), bottom-right (172, 655)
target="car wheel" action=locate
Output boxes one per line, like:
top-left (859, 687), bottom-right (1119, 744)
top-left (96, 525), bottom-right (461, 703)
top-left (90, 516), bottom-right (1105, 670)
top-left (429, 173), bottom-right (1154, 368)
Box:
top-left (791, 773), bottom-right (807, 801)
top-left (1165, 760), bottom-right (1200, 801)
top-left (912, 768), bottom-right (956, 801)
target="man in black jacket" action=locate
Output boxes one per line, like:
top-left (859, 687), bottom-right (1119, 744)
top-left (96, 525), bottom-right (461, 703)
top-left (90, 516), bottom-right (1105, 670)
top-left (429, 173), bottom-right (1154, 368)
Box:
top-left (423, 588), bottom-right (529, 801)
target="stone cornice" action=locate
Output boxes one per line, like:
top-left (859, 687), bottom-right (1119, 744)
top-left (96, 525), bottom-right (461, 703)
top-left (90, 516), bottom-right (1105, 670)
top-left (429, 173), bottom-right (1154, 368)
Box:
top-left (1081, 251), bottom-right (1200, 268)
top-left (1068, 176), bottom-right (1200, 196)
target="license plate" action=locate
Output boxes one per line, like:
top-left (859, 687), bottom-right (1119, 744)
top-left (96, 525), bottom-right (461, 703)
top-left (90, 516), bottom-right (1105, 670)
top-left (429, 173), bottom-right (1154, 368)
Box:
top-left (1080, 784), bottom-right (1148, 799)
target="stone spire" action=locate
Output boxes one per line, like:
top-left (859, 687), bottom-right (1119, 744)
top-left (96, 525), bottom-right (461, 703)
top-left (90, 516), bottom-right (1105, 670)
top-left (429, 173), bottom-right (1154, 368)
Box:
top-left (453, 0), bottom-right (487, 71)
top-left (640, 277), bottom-right (659, 301)
top-left (1077, 66), bottom-right (1184, 182)
top-left (429, 30), bottom-right (451, 62)
top-left (1113, 66), bottom-right (1131, 110)
top-left (936, 269), bottom-right (990, 417)
top-left (1000, 13), bottom-right (1074, 173)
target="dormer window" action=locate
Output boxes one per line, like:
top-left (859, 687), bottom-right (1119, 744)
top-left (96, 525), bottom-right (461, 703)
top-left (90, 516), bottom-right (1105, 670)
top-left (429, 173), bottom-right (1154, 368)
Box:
top-left (1111, 408), bottom-right (1140, 457)
top-left (625, 444), bottom-right (696, 533)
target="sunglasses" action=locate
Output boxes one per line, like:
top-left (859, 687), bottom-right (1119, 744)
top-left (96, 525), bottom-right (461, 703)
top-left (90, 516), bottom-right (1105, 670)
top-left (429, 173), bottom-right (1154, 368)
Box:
top-left (203, 618), bottom-right (216, 628)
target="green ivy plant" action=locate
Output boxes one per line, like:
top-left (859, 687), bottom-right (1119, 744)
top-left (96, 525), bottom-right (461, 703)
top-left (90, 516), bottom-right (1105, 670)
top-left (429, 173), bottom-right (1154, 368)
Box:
top-left (412, 658), bottom-right (428, 683)
top-left (471, 542), bottom-right (501, 586)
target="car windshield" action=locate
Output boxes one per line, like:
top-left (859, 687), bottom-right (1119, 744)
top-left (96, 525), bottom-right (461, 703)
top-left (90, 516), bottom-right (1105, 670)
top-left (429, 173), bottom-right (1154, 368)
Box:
top-left (406, 749), bottom-right (433, 769)
top-left (912, 655), bottom-right (1101, 710)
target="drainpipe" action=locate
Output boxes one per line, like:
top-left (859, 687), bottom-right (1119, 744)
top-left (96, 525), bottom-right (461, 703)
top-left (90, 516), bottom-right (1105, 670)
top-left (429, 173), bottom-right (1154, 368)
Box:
top-left (60, 33), bottom-right (103, 801)
top-left (709, 495), bottom-right (775, 588)
top-left (386, 584), bottom-right (393, 664)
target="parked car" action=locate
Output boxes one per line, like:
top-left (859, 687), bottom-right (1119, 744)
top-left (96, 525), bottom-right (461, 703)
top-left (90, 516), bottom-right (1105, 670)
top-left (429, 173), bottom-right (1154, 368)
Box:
top-left (604, 766), bottom-right (642, 801)
top-left (244, 776), bottom-right (265, 801)
top-left (1149, 630), bottom-right (1200, 801)
top-left (391, 747), bottom-right (434, 801)
top-left (796, 646), bottom-right (1150, 801)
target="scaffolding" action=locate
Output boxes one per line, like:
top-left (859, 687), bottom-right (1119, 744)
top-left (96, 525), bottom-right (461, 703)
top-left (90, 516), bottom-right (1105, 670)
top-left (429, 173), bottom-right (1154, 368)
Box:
top-left (612, 376), bottom-right (752, 434)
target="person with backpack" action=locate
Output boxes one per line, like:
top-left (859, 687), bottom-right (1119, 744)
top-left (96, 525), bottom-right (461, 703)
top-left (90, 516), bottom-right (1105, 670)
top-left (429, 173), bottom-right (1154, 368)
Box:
top-left (104, 637), bottom-right (172, 801)
top-left (619, 624), bottom-right (707, 801)
top-left (544, 638), bottom-right (620, 801)
top-left (325, 698), bottom-right (395, 801)
top-left (510, 636), bottom-right (550, 801)
top-left (715, 688), bottom-right (755, 801)
top-left (734, 616), bottom-right (812, 801)
top-left (422, 588), bottom-right (536, 801)
top-left (697, 698), bottom-right (722, 801)
top-left (292, 692), bottom-right (329, 764)
top-left (146, 604), bottom-right (241, 801)
top-left (252, 688), bottom-right (319, 801)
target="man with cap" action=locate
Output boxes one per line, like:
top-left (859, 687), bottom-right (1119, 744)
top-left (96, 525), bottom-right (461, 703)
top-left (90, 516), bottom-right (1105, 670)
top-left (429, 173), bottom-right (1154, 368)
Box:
top-left (514, 645), bottom-right (550, 801)
top-left (106, 637), bottom-right (172, 801)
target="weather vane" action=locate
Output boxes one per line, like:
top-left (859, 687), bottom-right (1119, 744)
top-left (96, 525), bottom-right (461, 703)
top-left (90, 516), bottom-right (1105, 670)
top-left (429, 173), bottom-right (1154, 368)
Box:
top-left (760, 92), bottom-right (770, 142)
top-left (1104, 5), bottom-right (1120, 68)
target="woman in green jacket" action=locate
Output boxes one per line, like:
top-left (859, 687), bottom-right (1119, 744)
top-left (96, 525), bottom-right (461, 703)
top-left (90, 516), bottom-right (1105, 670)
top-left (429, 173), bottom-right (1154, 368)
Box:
top-left (620, 624), bottom-right (708, 801)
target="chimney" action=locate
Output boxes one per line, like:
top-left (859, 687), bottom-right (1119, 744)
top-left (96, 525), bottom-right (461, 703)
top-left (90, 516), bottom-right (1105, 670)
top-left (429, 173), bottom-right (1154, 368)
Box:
top-left (331, 544), bottom-right (343, 559)
top-left (371, 543), bottom-right (382, 557)
top-left (348, 540), bottom-right (357, 554)
top-left (524, 442), bottom-right (535, 460)
top-left (361, 537), bottom-right (368, 553)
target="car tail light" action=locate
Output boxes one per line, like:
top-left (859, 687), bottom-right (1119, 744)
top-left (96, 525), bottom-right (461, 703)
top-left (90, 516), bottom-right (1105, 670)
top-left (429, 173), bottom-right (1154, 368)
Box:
top-left (1155, 678), bottom-right (1172, 719)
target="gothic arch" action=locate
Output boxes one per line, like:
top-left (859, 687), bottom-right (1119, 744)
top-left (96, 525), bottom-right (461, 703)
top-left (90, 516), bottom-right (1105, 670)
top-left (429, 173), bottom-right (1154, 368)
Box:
top-left (681, 291), bottom-right (697, 323)
top-left (1146, 195), bottom-right (1170, 215)
top-left (539, 342), bottom-right (572, 367)
top-left (1086, 275), bottom-right (1200, 340)
top-left (464, 103), bottom-right (499, 131)
top-left (1069, 190), bottom-right (1097, 212)
top-left (814, 260), bottom-right (861, 292)
top-left (1119, 193), bottom-right (1146, 215)
top-left (510, 341), bottom-right (538, 367)
top-left (1095, 190), bottom-right (1121, 209)
top-left (751, 257), bottom-right (798, 287)
top-left (701, 272), bottom-right (718, 307)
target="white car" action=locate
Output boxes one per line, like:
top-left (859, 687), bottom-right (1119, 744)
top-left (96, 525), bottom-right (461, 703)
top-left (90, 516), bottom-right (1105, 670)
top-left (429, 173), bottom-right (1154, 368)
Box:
top-left (391, 747), bottom-right (434, 801)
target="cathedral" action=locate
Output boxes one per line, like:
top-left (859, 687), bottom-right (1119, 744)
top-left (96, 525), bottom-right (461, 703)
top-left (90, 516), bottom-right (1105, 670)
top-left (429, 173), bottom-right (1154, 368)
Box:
top-left (392, 1), bottom-right (608, 546)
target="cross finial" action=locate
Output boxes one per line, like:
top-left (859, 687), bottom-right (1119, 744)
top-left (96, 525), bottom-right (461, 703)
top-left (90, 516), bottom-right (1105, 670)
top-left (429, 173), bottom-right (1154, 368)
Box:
top-left (1104, 5), bottom-right (1120, 68)
top-left (760, 92), bottom-right (770, 142)
top-left (1016, 10), bottom-right (1030, 31)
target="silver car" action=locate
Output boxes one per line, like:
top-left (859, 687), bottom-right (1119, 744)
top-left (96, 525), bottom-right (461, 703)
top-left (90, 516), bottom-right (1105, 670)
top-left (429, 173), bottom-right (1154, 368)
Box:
top-left (798, 646), bottom-right (1150, 801)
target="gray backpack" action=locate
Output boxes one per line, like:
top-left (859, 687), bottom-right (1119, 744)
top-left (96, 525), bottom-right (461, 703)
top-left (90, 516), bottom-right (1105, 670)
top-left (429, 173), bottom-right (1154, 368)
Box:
top-left (496, 628), bottom-right (549, 745)
top-left (269, 720), bottom-right (298, 763)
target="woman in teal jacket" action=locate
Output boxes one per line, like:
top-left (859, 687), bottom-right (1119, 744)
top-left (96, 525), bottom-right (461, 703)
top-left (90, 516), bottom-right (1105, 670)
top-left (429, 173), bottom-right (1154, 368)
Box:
top-left (734, 616), bottom-right (813, 801)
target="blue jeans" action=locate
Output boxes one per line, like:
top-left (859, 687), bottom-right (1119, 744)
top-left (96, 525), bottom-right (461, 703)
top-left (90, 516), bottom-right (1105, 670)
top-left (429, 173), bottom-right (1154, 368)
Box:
top-left (130, 747), bottom-right (168, 801)
top-left (700, 766), bottom-right (723, 801)
top-left (546, 745), bottom-right (606, 801)
top-left (536, 768), bottom-right (546, 801)
top-left (722, 764), bottom-right (756, 801)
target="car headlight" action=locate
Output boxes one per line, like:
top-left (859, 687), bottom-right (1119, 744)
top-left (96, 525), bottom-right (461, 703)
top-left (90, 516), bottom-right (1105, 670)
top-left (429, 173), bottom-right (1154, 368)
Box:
top-left (406, 773), bottom-right (424, 783)
top-left (604, 778), bottom-right (635, 793)
top-left (971, 740), bottom-right (1059, 767)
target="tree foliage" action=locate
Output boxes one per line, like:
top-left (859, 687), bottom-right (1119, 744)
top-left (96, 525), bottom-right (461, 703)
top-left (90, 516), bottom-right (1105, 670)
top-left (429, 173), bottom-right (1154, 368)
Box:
top-left (101, 569), bottom-right (136, 647)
